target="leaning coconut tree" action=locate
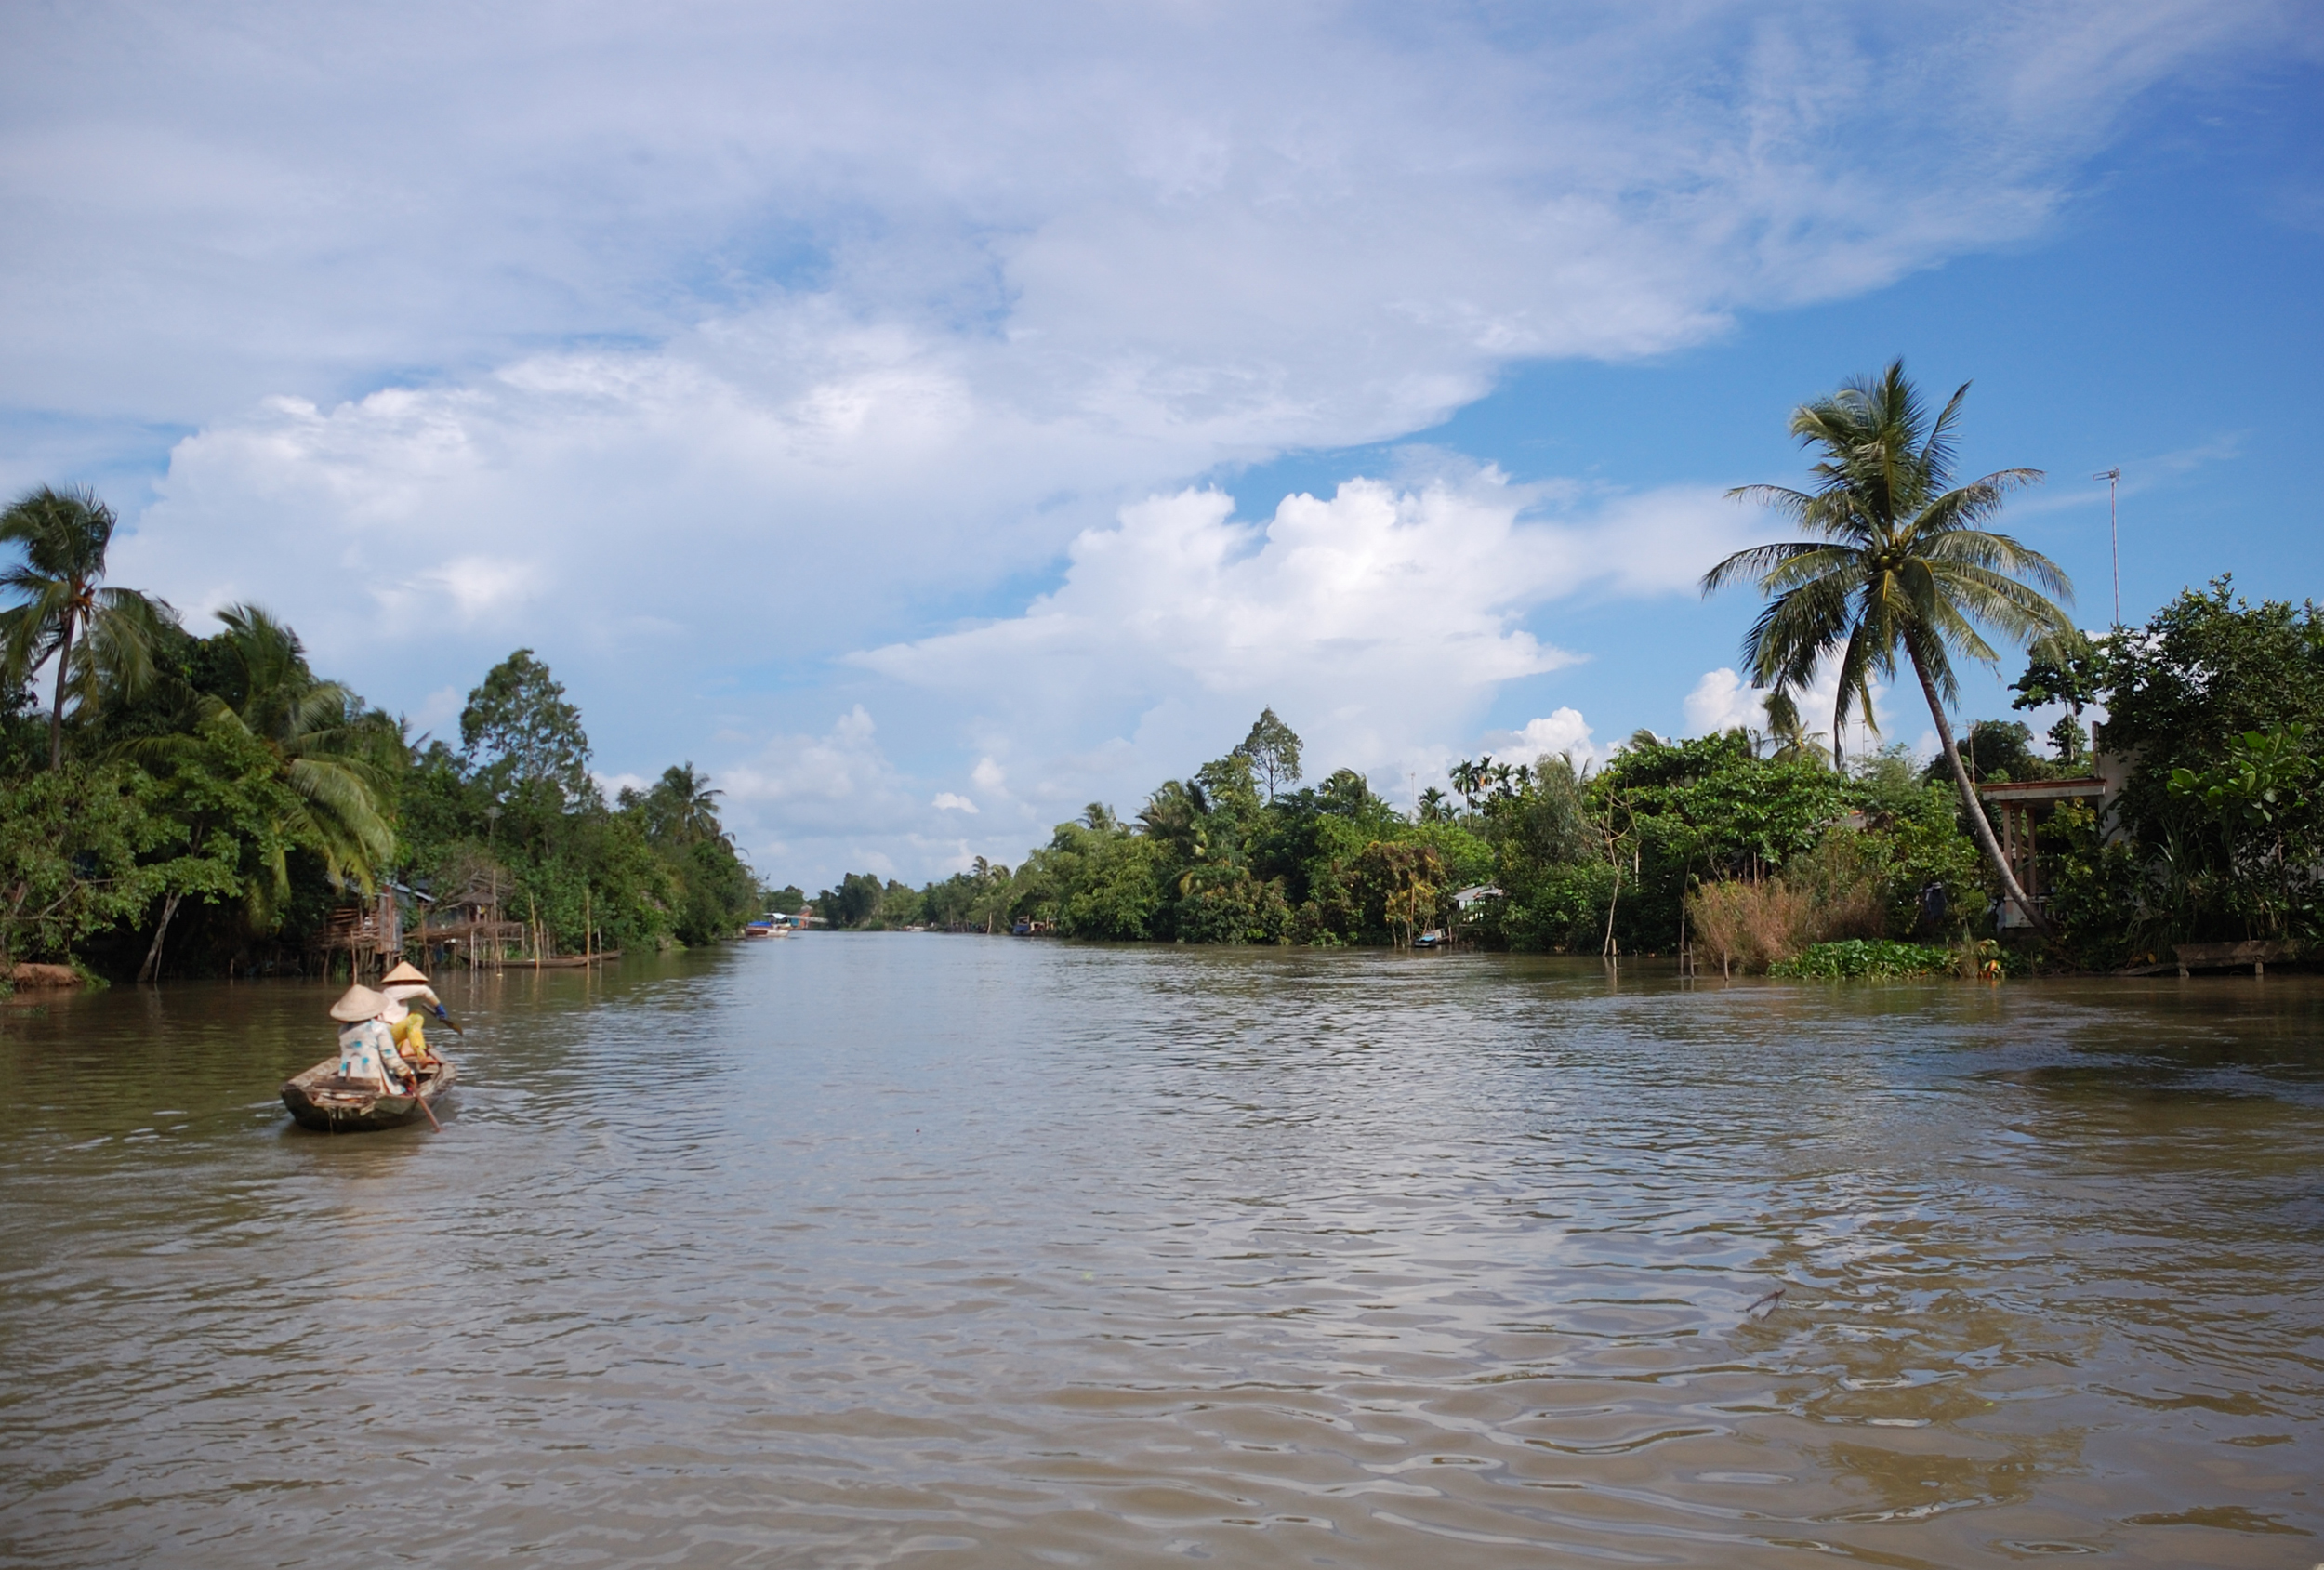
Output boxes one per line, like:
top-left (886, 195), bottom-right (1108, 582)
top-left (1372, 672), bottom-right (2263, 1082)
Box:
top-left (1702, 361), bottom-right (2074, 933)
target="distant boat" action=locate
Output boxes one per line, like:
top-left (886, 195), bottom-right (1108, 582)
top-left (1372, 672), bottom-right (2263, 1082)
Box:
top-left (282, 1055), bottom-right (457, 1132)
top-left (745, 912), bottom-right (818, 938)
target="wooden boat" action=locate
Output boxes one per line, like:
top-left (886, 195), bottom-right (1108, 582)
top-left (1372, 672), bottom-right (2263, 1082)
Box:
top-left (282, 1055), bottom-right (457, 1132)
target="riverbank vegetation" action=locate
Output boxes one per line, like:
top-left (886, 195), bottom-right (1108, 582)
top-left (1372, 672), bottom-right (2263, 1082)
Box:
top-left (2017, 581), bottom-right (2324, 969)
top-left (14, 350), bottom-right (2320, 982)
top-left (808, 708), bottom-right (1990, 960)
top-left (0, 486), bottom-right (760, 983)
top-left (812, 364), bottom-right (2324, 976)
top-left (816, 578), bottom-right (2323, 971)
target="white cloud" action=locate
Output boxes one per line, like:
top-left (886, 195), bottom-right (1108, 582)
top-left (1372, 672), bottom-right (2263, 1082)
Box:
top-left (717, 706), bottom-right (1030, 886)
top-left (1482, 709), bottom-right (1602, 773)
top-left (13, 1), bottom-right (2295, 436)
top-left (3, 2), bottom-right (2300, 877)
top-left (850, 472), bottom-right (1751, 822)
top-left (1684, 668), bottom-right (1764, 735)
top-left (1684, 660), bottom-right (1906, 759)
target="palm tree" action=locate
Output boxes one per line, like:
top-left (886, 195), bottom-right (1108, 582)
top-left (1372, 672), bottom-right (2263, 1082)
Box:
top-left (655, 762), bottom-right (728, 845)
top-left (1760, 688), bottom-right (1829, 767)
top-left (1702, 361), bottom-right (2073, 931)
top-left (0, 485), bottom-right (176, 770)
top-left (191, 605), bottom-right (396, 922)
top-left (1448, 758), bottom-right (1487, 810)
top-left (1137, 778), bottom-right (1208, 861)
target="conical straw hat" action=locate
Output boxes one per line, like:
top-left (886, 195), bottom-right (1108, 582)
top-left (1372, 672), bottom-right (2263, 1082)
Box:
top-left (381, 960), bottom-right (429, 985)
top-left (329, 984), bottom-right (390, 1022)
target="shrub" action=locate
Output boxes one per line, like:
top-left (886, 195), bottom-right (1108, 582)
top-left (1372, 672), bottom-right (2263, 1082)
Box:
top-left (1687, 830), bottom-right (1896, 974)
top-left (1769, 939), bottom-right (1952, 979)
top-left (1688, 877), bottom-right (1818, 974)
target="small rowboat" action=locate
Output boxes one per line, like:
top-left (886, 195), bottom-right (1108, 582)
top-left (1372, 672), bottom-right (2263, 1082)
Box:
top-left (282, 1055), bottom-right (457, 1132)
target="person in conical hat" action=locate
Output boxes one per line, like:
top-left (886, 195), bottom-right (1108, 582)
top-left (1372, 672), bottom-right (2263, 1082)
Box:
top-left (378, 960), bottom-right (459, 1067)
top-left (329, 983), bottom-right (389, 1021)
top-left (329, 983), bottom-right (414, 1091)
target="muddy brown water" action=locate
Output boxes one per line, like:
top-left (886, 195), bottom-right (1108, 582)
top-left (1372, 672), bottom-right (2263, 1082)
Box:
top-left (2, 940), bottom-right (2320, 1567)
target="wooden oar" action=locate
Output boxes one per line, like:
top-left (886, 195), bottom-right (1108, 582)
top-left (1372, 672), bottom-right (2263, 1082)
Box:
top-left (408, 1068), bottom-right (442, 1132)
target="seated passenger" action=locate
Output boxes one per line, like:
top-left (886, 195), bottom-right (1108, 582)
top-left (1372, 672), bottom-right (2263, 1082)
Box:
top-left (379, 960), bottom-right (443, 1068)
top-left (328, 984), bottom-right (415, 1091)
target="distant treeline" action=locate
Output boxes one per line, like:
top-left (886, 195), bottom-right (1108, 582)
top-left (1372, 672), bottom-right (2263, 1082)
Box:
top-left (0, 484), bottom-right (762, 983)
top-left (809, 706), bottom-right (1983, 952)
top-left (811, 583), bottom-right (2324, 971)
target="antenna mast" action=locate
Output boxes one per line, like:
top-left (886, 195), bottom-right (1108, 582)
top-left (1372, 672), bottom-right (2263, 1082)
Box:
top-left (2093, 468), bottom-right (2122, 627)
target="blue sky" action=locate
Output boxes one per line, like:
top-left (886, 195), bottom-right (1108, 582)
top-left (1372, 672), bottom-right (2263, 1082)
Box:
top-left (1231, 59), bottom-right (2324, 749)
top-left (3, 3), bottom-right (2319, 889)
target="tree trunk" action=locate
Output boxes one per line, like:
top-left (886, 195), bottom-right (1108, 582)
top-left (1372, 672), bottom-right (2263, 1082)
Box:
top-left (139, 891), bottom-right (184, 984)
top-left (1908, 643), bottom-right (2047, 934)
top-left (46, 613), bottom-right (75, 771)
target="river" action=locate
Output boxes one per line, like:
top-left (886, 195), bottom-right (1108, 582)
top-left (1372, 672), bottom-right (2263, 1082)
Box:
top-left (2, 939), bottom-right (2319, 1567)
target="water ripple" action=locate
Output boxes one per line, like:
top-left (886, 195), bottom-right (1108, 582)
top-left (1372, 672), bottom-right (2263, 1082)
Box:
top-left (3, 943), bottom-right (2320, 1566)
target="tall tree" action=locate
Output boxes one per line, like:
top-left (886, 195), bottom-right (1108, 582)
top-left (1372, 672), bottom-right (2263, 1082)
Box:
top-left (1703, 361), bottom-right (2073, 931)
top-left (0, 485), bottom-right (176, 770)
top-left (1232, 707), bottom-right (1303, 801)
top-left (649, 762), bottom-right (727, 845)
top-left (461, 649), bottom-right (593, 807)
top-left (1449, 758), bottom-right (1489, 810)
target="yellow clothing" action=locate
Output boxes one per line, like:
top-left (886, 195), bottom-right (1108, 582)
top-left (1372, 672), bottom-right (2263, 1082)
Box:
top-left (390, 1010), bottom-right (433, 1064)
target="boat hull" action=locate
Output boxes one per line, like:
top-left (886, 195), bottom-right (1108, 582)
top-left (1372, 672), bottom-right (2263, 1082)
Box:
top-left (282, 1056), bottom-right (457, 1132)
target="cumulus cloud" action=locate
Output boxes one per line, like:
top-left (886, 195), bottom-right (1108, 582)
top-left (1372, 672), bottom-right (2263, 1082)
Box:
top-left (851, 472), bottom-right (1752, 825)
top-left (33, 7), bottom-right (2300, 651)
top-left (717, 706), bottom-right (1026, 882)
top-left (1684, 661), bottom-right (1909, 759)
top-left (3, 1), bottom-right (2301, 879)
top-left (1482, 709), bottom-right (1602, 773)
top-left (7, 1), bottom-right (2298, 436)
top-left (1684, 668), bottom-right (1765, 736)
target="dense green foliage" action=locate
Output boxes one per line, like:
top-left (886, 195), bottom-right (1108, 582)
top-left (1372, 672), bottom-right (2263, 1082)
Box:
top-left (0, 486), bottom-right (763, 977)
top-left (812, 718), bottom-right (1992, 957)
top-left (1768, 940), bottom-right (1952, 980)
top-left (2026, 581), bottom-right (2324, 967)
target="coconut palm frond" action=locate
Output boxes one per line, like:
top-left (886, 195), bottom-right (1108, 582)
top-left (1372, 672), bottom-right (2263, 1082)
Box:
top-left (0, 598), bottom-right (66, 684)
top-left (65, 589), bottom-right (178, 713)
top-left (1921, 526), bottom-right (2074, 598)
top-left (1930, 560), bottom-right (2074, 642)
top-left (1741, 575), bottom-right (1855, 692)
top-left (282, 757), bottom-right (393, 871)
top-left (1755, 544), bottom-right (1860, 598)
top-left (1919, 379), bottom-right (1972, 481)
top-left (1699, 538), bottom-right (1822, 593)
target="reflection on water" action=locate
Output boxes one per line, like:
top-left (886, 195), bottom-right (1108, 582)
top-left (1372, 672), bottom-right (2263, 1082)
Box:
top-left (3, 942), bottom-right (2320, 1567)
